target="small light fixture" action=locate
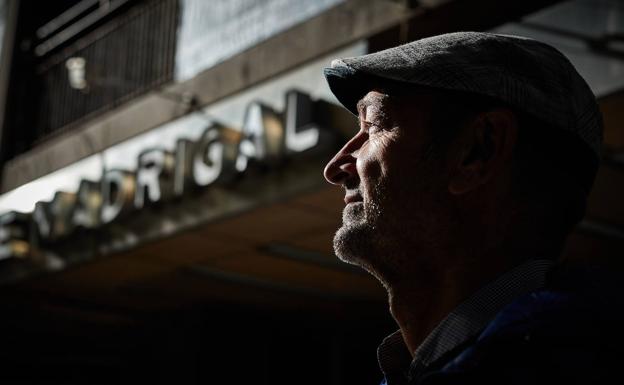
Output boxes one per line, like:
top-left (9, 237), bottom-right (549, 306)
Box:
top-left (65, 57), bottom-right (88, 91)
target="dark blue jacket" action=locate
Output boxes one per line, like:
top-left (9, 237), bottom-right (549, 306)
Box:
top-left (414, 266), bottom-right (624, 384)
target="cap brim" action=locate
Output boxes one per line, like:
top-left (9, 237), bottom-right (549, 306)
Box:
top-left (323, 65), bottom-right (370, 116)
top-left (324, 63), bottom-right (430, 117)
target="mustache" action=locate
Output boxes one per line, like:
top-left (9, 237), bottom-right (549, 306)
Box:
top-left (343, 176), bottom-right (360, 192)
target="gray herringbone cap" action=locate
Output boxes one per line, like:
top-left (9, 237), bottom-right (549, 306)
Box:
top-left (324, 32), bottom-right (603, 159)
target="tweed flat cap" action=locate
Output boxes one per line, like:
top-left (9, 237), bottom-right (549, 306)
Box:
top-left (324, 32), bottom-right (603, 159)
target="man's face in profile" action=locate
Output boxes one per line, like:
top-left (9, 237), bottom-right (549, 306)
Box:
top-left (324, 90), bottom-right (454, 284)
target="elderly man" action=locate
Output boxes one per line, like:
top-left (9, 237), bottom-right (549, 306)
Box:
top-left (323, 32), bottom-right (621, 384)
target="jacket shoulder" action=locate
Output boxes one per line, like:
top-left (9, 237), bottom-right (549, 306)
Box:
top-left (419, 267), bottom-right (624, 384)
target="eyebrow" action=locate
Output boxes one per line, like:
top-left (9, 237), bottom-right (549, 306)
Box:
top-left (356, 91), bottom-right (390, 116)
top-left (356, 99), bottom-right (368, 116)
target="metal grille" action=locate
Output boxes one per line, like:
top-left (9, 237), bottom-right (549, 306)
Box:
top-left (34, 0), bottom-right (178, 142)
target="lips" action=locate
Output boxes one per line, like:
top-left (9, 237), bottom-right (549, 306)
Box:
top-left (344, 191), bottom-right (363, 205)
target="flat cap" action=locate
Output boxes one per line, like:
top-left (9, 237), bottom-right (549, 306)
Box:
top-left (324, 32), bottom-right (603, 159)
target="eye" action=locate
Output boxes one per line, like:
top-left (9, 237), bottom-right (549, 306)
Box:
top-left (361, 120), bottom-right (380, 134)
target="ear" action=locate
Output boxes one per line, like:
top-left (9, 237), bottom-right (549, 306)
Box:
top-left (448, 108), bottom-right (518, 195)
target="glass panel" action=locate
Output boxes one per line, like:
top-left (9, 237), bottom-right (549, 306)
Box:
top-left (175, 0), bottom-right (344, 81)
top-left (490, 0), bottom-right (624, 97)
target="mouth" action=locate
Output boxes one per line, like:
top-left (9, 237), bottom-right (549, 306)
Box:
top-left (344, 191), bottom-right (363, 205)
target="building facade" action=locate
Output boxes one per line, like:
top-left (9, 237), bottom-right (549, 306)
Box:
top-left (0, 0), bottom-right (622, 384)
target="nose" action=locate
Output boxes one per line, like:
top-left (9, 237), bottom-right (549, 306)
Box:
top-left (323, 132), bottom-right (366, 185)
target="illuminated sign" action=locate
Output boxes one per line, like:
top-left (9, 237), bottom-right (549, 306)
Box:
top-left (0, 90), bottom-right (329, 260)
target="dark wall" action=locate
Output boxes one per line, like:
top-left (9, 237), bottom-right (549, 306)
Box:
top-left (0, 300), bottom-right (394, 385)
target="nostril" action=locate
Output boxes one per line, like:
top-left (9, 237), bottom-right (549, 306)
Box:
top-left (342, 162), bottom-right (356, 177)
top-left (330, 170), bottom-right (350, 185)
top-left (325, 159), bottom-right (357, 185)
top-left (324, 133), bottom-right (363, 185)
top-left (323, 161), bottom-right (343, 185)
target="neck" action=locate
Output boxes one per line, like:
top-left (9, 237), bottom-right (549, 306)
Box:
top-left (383, 193), bottom-right (561, 356)
top-left (386, 204), bottom-right (529, 356)
top-left (387, 247), bottom-right (514, 355)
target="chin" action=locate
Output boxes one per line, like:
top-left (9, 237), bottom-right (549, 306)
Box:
top-left (333, 225), bottom-right (363, 265)
top-left (333, 204), bottom-right (403, 288)
top-left (335, 204), bottom-right (368, 261)
top-left (333, 220), bottom-right (380, 271)
top-left (333, 227), bottom-right (392, 290)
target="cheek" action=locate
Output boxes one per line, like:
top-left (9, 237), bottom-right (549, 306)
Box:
top-left (356, 140), bottom-right (386, 185)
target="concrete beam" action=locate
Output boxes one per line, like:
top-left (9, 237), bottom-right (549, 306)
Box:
top-left (1, 0), bottom-right (413, 192)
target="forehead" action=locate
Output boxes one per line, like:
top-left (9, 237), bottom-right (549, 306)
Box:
top-left (356, 88), bottom-right (434, 119)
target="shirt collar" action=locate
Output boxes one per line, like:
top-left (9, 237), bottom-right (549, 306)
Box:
top-left (377, 259), bottom-right (555, 384)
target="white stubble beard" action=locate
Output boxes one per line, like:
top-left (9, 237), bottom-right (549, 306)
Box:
top-left (333, 182), bottom-right (389, 282)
